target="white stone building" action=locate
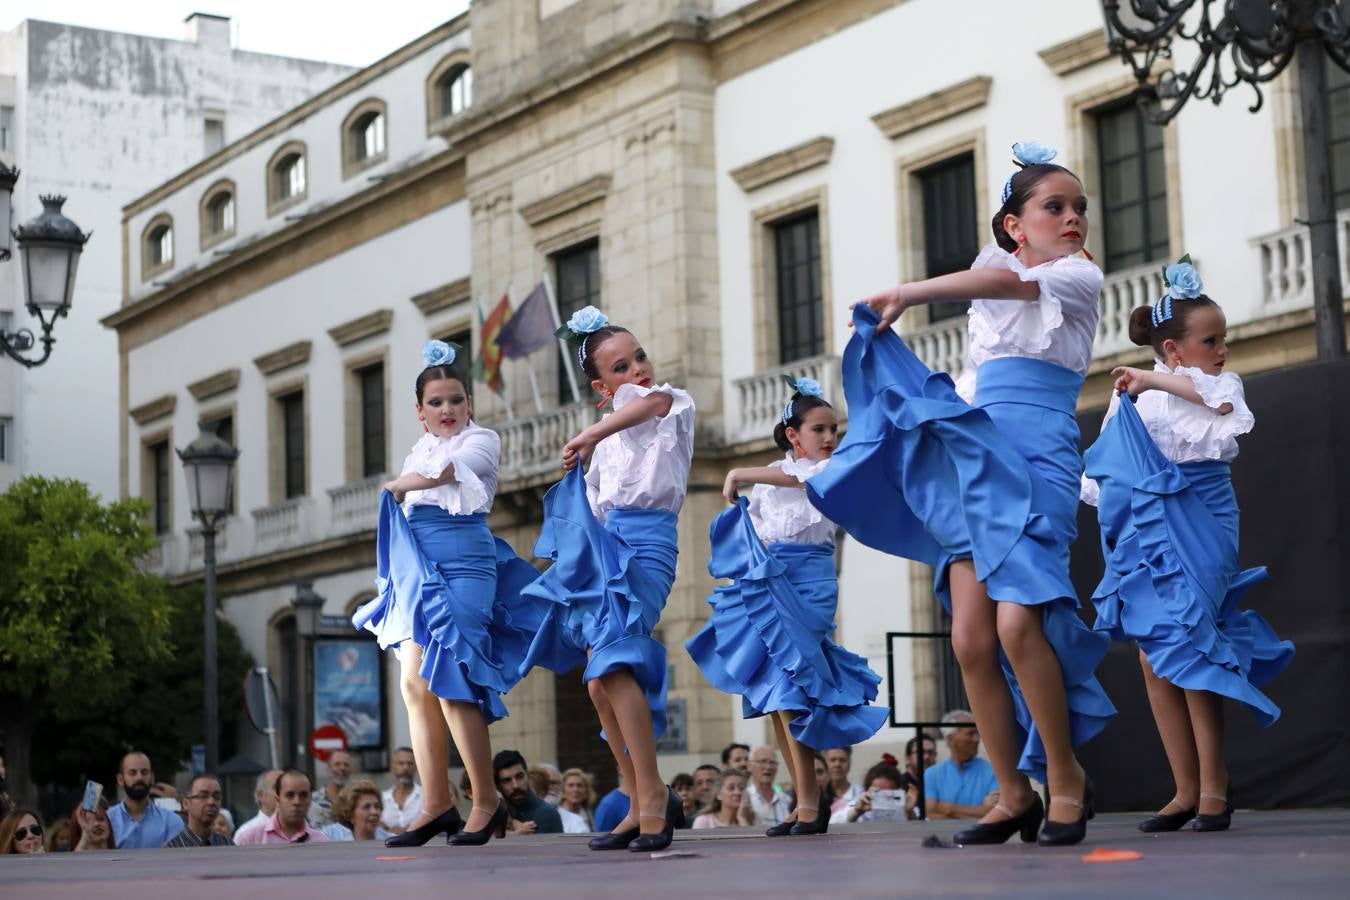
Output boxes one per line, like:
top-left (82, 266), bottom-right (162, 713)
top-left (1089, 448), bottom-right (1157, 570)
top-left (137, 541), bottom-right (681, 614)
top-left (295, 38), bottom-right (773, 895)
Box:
top-left (0, 13), bottom-right (353, 495)
top-left (107, 0), bottom-right (1348, 782)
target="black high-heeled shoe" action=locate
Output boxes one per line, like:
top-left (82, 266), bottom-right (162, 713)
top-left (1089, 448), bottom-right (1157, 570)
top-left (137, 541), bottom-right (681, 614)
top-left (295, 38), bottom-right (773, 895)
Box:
top-left (789, 790), bottom-right (830, 836)
top-left (628, 787), bottom-right (683, 852)
top-left (953, 795), bottom-right (1044, 846)
top-left (765, 819), bottom-right (794, 837)
top-left (589, 826), bottom-right (640, 850)
top-left (1037, 780), bottom-right (1095, 847)
top-left (1191, 792), bottom-right (1232, 832)
top-left (448, 801), bottom-right (508, 846)
top-left (1138, 803), bottom-right (1197, 833)
top-left (383, 807), bottom-right (462, 847)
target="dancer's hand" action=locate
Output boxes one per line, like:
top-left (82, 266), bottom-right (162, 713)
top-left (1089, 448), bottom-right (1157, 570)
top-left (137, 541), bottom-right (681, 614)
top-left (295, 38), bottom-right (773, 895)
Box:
top-left (1111, 366), bottom-right (1153, 397)
top-left (852, 285), bottom-right (909, 332)
top-left (722, 470), bottom-right (744, 504)
top-left (382, 480), bottom-right (406, 504)
top-left (562, 427), bottom-right (599, 471)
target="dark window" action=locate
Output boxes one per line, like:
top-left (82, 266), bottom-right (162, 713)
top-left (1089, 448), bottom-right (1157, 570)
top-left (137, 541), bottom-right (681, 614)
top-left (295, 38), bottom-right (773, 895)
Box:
top-left (281, 392), bottom-right (305, 499)
top-left (773, 211), bottom-right (824, 364)
top-left (1097, 101), bottom-right (1170, 271)
top-left (152, 441), bottom-right (170, 534)
top-left (1328, 59), bottom-right (1350, 211)
top-left (277, 615), bottom-right (300, 768)
top-left (553, 240), bottom-right (601, 404)
top-left (0, 416), bottom-right (11, 463)
top-left (918, 153), bottom-right (980, 322)
top-left (359, 363), bottom-right (386, 477)
top-left (439, 66), bottom-right (473, 118)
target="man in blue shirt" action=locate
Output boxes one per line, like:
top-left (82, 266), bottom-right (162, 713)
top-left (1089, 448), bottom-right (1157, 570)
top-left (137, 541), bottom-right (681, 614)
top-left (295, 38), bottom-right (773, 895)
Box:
top-left (923, 711), bottom-right (999, 820)
top-left (108, 751), bottom-right (185, 848)
top-left (494, 750), bottom-right (563, 834)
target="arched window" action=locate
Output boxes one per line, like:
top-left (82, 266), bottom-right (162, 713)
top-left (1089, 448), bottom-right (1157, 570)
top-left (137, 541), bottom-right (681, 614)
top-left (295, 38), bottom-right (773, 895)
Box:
top-left (426, 52), bottom-right (473, 131)
top-left (267, 141), bottom-right (308, 215)
top-left (199, 179), bottom-right (237, 249)
top-left (141, 213), bottom-right (174, 281)
top-left (341, 99), bottom-right (388, 180)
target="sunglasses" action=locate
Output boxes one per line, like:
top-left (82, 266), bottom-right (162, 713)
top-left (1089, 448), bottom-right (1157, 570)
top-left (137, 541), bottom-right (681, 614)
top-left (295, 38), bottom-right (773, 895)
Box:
top-left (15, 824), bottom-right (43, 841)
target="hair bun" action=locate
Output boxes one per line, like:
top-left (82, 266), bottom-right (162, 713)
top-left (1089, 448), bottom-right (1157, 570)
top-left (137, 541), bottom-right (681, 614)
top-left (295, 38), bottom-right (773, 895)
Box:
top-left (1127, 305), bottom-right (1154, 347)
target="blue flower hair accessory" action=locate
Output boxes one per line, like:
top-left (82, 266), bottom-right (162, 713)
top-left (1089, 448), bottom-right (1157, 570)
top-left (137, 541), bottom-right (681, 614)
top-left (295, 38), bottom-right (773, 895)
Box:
top-left (1001, 141), bottom-right (1059, 206)
top-left (553, 305), bottom-right (611, 368)
top-left (779, 374), bottom-right (824, 427)
top-left (422, 339), bottom-right (456, 368)
top-left (1152, 254), bottom-right (1203, 327)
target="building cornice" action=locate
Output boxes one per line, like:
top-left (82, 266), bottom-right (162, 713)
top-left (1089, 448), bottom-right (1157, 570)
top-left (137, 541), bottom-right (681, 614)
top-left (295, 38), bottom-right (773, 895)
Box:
top-left (129, 394), bottom-right (177, 426)
top-left (187, 368), bottom-right (241, 402)
top-left (253, 340), bottom-right (312, 376)
top-left (1037, 29), bottom-right (1112, 77)
top-left (871, 75), bottom-right (992, 141)
top-left (729, 137), bottom-right (834, 192)
top-left (518, 175), bottom-right (613, 227)
top-left (327, 309), bottom-right (394, 347)
top-left (411, 277), bottom-right (472, 316)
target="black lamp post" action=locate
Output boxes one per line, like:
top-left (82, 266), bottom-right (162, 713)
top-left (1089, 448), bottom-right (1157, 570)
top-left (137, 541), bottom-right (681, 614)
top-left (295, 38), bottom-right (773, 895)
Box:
top-left (1100, 0), bottom-right (1350, 361)
top-left (178, 419), bottom-right (240, 775)
top-left (290, 581), bottom-right (326, 779)
top-left (2, 185), bottom-right (92, 367)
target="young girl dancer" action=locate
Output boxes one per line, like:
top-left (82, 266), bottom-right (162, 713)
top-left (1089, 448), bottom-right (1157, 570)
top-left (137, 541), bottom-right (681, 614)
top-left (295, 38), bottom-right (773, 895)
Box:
top-left (520, 306), bottom-right (694, 852)
top-left (1082, 260), bottom-right (1294, 833)
top-left (809, 142), bottom-right (1115, 846)
top-left (686, 376), bottom-right (887, 836)
top-left (354, 340), bottom-right (540, 847)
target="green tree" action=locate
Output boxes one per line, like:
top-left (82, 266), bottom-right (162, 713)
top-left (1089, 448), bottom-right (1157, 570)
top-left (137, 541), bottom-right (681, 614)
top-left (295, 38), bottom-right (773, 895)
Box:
top-left (0, 477), bottom-right (172, 805)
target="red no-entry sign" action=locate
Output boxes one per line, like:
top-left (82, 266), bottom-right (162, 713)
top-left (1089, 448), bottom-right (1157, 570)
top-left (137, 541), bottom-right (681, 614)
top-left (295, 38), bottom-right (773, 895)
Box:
top-left (309, 724), bottom-right (348, 763)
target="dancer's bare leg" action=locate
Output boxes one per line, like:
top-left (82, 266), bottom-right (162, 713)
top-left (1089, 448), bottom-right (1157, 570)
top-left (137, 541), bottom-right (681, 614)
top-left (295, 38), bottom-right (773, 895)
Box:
top-left (773, 711), bottom-right (819, 823)
top-left (588, 677), bottom-right (638, 832)
top-left (441, 699), bottom-right (496, 833)
top-left (995, 601), bottom-right (1085, 824)
top-left (399, 645), bottom-right (453, 827)
top-left (1184, 688), bottom-right (1227, 815)
top-left (1139, 650), bottom-right (1200, 812)
top-left (949, 561), bottom-right (1035, 824)
top-left (599, 669), bottom-right (666, 835)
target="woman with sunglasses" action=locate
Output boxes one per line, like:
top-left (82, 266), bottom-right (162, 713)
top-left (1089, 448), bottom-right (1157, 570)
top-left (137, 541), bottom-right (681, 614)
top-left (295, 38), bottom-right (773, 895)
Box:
top-left (0, 809), bottom-right (46, 854)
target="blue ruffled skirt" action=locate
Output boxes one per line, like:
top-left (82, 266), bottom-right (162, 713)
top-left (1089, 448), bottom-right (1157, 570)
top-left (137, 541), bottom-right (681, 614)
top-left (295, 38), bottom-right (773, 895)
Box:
top-left (1085, 395), bottom-right (1293, 725)
top-left (806, 305), bottom-right (1114, 779)
top-left (353, 493), bottom-right (542, 724)
top-left (685, 500), bottom-right (888, 749)
top-left (519, 468), bottom-right (679, 739)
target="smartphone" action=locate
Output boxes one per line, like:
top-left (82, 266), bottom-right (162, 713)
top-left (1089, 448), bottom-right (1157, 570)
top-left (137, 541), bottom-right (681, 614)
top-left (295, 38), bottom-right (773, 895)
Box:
top-left (870, 789), bottom-right (906, 810)
top-left (81, 780), bottom-right (103, 812)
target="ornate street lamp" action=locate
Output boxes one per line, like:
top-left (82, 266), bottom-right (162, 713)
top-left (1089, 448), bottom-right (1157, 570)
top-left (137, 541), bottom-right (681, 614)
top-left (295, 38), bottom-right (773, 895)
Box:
top-left (178, 420), bottom-right (241, 775)
top-left (290, 581), bottom-right (326, 778)
top-left (1100, 0), bottom-right (1350, 360)
top-left (3, 192), bottom-right (92, 367)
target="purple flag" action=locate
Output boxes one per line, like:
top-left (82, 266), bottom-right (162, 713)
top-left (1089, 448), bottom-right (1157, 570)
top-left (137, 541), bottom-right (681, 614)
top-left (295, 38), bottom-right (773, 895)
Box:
top-left (495, 283), bottom-right (556, 360)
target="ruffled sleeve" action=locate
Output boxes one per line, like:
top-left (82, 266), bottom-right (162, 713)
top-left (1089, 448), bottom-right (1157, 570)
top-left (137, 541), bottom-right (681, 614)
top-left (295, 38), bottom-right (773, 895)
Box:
top-left (968, 245), bottom-right (1103, 356)
top-left (402, 427), bottom-right (499, 515)
top-left (1168, 367), bottom-right (1255, 453)
top-left (748, 455), bottom-right (833, 543)
top-left (612, 382), bottom-right (696, 453)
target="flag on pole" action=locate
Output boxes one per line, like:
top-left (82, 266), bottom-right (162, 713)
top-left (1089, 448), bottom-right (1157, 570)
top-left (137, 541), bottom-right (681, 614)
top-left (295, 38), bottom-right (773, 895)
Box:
top-left (495, 282), bottom-right (556, 360)
top-left (477, 293), bottom-right (512, 394)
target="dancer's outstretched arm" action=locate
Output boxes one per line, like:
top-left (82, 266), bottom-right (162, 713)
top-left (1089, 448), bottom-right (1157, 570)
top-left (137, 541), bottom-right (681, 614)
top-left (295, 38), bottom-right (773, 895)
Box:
top-left (721, 466), bottom-right (803, 503)
top-left (1112, 367), bottom-right (1235, 414)
top-left (562, 392), bottom-right (674, 470)
top-left (858, 269), bottom-right (1041, 331)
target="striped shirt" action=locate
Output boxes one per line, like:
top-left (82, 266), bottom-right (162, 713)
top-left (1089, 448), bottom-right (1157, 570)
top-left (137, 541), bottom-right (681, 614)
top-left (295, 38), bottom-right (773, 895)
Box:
top-left (164, 827), bottom-right (234, 848)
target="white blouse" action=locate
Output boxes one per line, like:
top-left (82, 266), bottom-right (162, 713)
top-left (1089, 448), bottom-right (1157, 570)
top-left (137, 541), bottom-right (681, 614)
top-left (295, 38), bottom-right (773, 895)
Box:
top-left (585, 382), bottom-right (696, 523)
top-left (400, 421), bottom-right (500, 516)
top-left (953, 245), bottom-right (1104, 403)
top-left (747, 453), bottom-right (837, 546)
top-left (1080, 361), bottom-right (1254, 506)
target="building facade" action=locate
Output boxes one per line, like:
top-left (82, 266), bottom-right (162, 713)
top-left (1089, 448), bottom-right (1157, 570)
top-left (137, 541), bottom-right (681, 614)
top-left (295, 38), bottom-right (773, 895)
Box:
top-left (0, 13), bottom-right (353, 495)
top-left (107, 0), bottom-right (1349, 780)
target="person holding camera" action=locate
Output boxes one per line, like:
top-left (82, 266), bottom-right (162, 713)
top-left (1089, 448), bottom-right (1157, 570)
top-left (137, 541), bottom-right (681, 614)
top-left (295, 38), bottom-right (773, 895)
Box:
top-left (829, 762), bottom-right (909, 825)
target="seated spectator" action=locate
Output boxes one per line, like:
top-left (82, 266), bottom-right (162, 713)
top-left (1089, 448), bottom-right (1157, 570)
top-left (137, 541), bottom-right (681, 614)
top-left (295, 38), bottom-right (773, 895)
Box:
top-left (527, 768), bottom-right (551, 801)
top-left (830, 762), bottom-right (908, 825)
top-left (310, 749), bottom-right (353, 828)
top-left (44, 816), bottom-right (72, 852)
top-left (823, 747), bottom-right (863, 815)
top-left (213, 812), bottom-right (234, 842)
top-left (537, 764), bottom-right (564, 807)
top-left (592, 773), bottom-right (629, 834)
top-left (671, 773), bottom-right (695, 821)
top-left (901, 734), bottom-right (939, 819)
top-left (924, 711), bottom-right (998, 820)
top-left (235, 770), bottom-right (330, 845)
top-left (70, 797), bottom-right (115, 851)
top-left (720, 743), bottom-right (750, 770)
top-left (234, 769), bottom-right (281, 844)
top-left (108, 751), bottom-right (184, 848)
top-left (165, 775), bottom-right (233, 847)
top-left (495, 750), bottom-right (562, 835)
top-left (745, 746), bottom-right (790, 826)
top-left (813, 753), bottom-right (827, 786)
top-left (690, 765), bottom-right (720, 825)
top-left (559, 768), bottom-right (595, 831)
top-left (0, 809), bottom-right (45, 854)
top-left (323, 779), bottom-right (392, 842)
top-left (381, 748), bottom-right (424, 834)
top-left (691, 769), bottom-right (753, 829)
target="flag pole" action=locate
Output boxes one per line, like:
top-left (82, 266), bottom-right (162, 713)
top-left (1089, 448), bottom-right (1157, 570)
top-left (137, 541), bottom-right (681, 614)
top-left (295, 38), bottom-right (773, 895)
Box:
top-left (477, 293), bottom-right (514, 421)
top-left (510, 286), bottom-right (546, 415)
top-left (542, 272), bottom-right (582, 403)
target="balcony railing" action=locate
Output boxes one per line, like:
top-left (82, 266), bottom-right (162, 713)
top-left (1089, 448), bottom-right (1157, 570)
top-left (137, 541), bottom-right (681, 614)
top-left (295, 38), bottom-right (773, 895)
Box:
top-left (1097, 260), bottom-right (1167, 358)
top-left (496, 401), bottom-right (594, 481)
top-left (329, 474), bottom-right (388, 535)
top-left (1254, 209), bottom-right (1350, 312)
top-left (252, 497), bottom-right (309, 552)
top-left (905, 315), bottom-right (967, 378)
top-left (729, 353), bottom-right (842, 445)
top-left (187, 519), bottom-right (230, 565)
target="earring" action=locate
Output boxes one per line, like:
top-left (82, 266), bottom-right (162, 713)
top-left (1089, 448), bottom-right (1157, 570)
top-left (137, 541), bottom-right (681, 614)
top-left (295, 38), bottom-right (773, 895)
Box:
top-left (1080, 246), bottom-right (1095, 262)
top-left (596, 390), bottom-right (612, 410)
top-left (1013, 235), bottom-right (1027, 257)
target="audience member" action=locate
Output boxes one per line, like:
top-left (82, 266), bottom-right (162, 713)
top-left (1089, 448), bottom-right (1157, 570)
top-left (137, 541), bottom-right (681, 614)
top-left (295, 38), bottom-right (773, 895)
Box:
top-left (592, 774), bottom-right (629, 834)
top-left (234, 769), bottom-right (281, 843)
top-left (720, 743), bottom-right (750, 770)
top-left (70, 796), bottom-right (115, 851)
top-left (691, 764), bottom-right (720, 821)
top-left (235, 770), bottom-right (330, 845)
top-left (924, 711), bottom-right (998, 820)
top-left (692, 769), bottom-right (753, 829)
top-left (830, 762), bottom-right (908, 825)
top-left (381, 747), bottom-right (424, 834)
top-left (108, 752), bottom-right (185, 848)
top-left (323, 779), bottom-right (392, 842)
top-left (744, 745), bottom-right (790, 826)
top-left (0, 751), bottom-right (11, 818)
top-left (559, 768), bottom-right (596, 831)
top-left (495, 750), bottom-right (562, 835)
top-left (813, 753), bottom-right (828, 787)
top-left (309, 749), bottom-right (353, 828)
top-left (44, 817), bottom-right (72, 852)
top-left (165, 775), bottom-right (233, 847)
top-left (823, 747), bottom-right (863, 815)
top-left (536, 764), bottom-right (564, 807)
top-left (671, 772), bottom-right (695, 821)
top-left (213, 812), bottom-right (234, 842)
top-left (0, 809), bottom-right (45, 854)
top-left (903, 733), bottom-right (938, 788)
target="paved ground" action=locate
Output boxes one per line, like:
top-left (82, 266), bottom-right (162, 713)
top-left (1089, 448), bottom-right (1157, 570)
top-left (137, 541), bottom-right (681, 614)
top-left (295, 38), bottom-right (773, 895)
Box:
top-left (3, 810), bottom-right (1348, 899)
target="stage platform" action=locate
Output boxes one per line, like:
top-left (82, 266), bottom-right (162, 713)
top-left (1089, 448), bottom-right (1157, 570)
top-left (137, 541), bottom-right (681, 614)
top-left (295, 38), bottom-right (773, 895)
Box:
top-left (3, 810), bottom-right (1347, 899)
